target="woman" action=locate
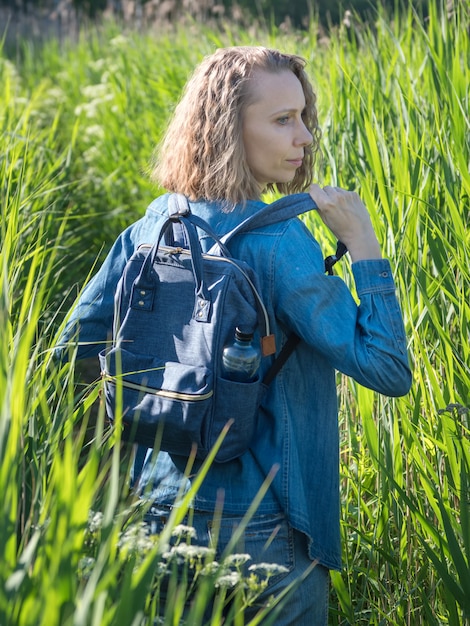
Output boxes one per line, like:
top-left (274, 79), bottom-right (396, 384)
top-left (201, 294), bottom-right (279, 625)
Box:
top-left (58, 47), bottom-right (411, 624)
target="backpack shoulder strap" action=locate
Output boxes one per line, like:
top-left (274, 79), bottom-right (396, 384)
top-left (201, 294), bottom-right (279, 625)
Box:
top-left (262, 332), bottom-right (301, 386)
top-left (216, 192), bottom-right (347, 275)
top-left (217, 193), bottom-right (315, 247)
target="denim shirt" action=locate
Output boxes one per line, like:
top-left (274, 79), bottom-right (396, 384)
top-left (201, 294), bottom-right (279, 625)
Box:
top-left (57, 193), bottom-right (411, 571)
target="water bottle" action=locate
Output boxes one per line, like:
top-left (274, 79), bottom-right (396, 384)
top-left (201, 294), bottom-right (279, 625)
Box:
top-left (221, 327), bottom-right (261, 382)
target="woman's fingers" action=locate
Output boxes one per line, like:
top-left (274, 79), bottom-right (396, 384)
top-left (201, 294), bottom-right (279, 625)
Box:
top-left (309, 184), bottom-right (382, 261)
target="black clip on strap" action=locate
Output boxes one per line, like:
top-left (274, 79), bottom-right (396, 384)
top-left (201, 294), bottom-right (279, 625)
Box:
top-left (324, 241), bottom-right (348, 275)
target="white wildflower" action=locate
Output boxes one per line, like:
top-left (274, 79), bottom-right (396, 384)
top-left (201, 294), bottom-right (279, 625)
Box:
top-left (78, 556), bottom-right (95, 579)
top-left (171, 524), bottom-right (197, 540)
top-left (81, 84), bottom-right (109, 99)
top-left (110, 34), bottom-right (128, 47)
top-left (87, 510), bottom-right (103, 533)
top-left (89, 58), bottom-right (106, 72)
top-left (153, 560), bottom-right (171, 576)
top-left (2, 59), bottom-right (19, 81)
top-left (167, 544), bottom-right (214, 560)
top-left (83, 125), bottom-right (105, 142)
top-left (45, 87), bottom-right (66, 104)
top-left (248, 562), bottom-right (289, 575)
top-left (75, 84), bottom-right (114, 118)
top-left (215, 571), bottom-right (241, 588)
top-left (79, 556), bottom-right (95, 569)
top-left (118, 522), bottom-right (156, 554)
top-left (74, 102), bottom-right (98, 118)
top-left (83, 146), bottom-right (101, 163)
top-left (223, 553), bottom-right (252, 567)
top-left (100, 66), bottom-right (119, 83)
top-left (200, 561), bottom-right (221, 576)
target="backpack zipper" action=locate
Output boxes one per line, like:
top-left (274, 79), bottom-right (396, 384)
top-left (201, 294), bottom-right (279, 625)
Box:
top-left (138, 244), bottom-right (271, 338)
top-left (102, 374), bottom-right (213, 402)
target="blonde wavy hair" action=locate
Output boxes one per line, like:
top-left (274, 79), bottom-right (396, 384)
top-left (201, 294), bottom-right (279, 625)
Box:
top-left (150, 46), bottom-right (321, 205)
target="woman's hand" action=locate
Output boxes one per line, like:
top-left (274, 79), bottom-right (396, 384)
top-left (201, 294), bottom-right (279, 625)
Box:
top-left (309, 184), bottom-right (382, 262)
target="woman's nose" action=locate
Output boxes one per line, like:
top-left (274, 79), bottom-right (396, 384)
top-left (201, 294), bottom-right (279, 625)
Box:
top-left (296, 121), bottom-right (313, 146)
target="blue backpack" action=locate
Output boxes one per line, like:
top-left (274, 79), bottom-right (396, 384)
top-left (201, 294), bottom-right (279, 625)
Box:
top-left (99, 193), bottom-right (345, 462)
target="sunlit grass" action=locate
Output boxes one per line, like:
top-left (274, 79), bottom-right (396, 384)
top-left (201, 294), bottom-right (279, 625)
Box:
top-left (0, 2), bottom-right (469, 624)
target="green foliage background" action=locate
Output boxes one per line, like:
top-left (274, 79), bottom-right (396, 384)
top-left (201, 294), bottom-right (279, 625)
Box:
top-left (0, 1), bottom-right (469, 624)
top-left (0, 0), bottom-right (434, 28)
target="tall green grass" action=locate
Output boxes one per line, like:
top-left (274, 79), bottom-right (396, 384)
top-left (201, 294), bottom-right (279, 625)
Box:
top-left (1, 2), bottom-right (469, 624)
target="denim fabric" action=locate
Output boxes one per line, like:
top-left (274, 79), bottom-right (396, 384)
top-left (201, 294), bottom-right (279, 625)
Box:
top-left (98, 216), bottom-right (273, 461)
top-left (57, 193), bottom-right (412, 572)
top-left (144, 506), bottom-right (329, 626)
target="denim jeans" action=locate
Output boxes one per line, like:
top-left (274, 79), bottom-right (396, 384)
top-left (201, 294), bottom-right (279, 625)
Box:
top-left (144, 506), bottom-right (329, 626)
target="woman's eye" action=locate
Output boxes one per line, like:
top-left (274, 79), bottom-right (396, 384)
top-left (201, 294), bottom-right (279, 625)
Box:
top-left (277, 116), bottom-right (290, 125)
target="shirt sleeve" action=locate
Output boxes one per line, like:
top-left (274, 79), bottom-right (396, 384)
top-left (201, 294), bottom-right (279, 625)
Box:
top-left (273, 219), bottom-right (412, 397)
top-left (55, 221), bottom-right (144, 361)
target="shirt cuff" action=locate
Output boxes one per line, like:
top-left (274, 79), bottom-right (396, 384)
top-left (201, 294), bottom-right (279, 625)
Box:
top-left (351, 259), bottom-right (396, 295)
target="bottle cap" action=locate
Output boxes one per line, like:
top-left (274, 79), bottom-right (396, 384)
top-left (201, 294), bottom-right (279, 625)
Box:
top-left (235, 327), bottom-right (254, 342)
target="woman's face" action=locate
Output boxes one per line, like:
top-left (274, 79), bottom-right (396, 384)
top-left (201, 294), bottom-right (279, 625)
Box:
top-left (242, 69), bottom-right (313, 192)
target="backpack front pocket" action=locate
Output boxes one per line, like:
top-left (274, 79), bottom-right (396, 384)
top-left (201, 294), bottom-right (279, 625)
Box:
top-left (99, 348), bottom-right (213, 454)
